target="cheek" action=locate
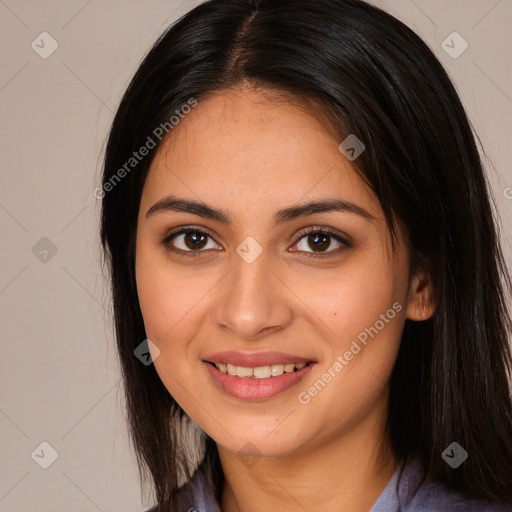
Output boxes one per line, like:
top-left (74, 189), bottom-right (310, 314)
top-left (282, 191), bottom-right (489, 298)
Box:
top-left (290, 252), bottom-right (405, 412)
top-left (294, 302), bottom-right (403, 440)
top-left (135, 245), bottom-right (213, 407)
top-left (135, 242), bottom-right (216, 352)
top-left (293, 253), bottom-right (400, 350)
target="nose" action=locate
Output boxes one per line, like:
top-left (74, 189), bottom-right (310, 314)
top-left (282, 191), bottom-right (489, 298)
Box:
top-left (212, 251), bottom-right (294, 341)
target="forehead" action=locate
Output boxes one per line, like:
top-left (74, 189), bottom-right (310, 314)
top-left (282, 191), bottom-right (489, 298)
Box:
top-left (141, 87), bottom-right (381, 220)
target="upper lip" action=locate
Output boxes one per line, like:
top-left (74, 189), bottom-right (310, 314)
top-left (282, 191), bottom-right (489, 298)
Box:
top-left (203, 351), bottom-right (316, 367)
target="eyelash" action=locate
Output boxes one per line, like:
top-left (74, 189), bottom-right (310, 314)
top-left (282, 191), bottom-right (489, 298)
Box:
top-left (160, 225), bottom-right (352, 259)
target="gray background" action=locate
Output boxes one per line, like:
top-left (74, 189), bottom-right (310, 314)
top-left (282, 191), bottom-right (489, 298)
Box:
top-left (1, 1), bottom-right (511, 510)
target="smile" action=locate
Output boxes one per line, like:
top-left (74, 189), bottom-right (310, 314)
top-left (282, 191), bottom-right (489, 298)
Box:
top-left (212, 361), bottom-right (307, 379)
top-left (203, 360), bottom-right (316, 401)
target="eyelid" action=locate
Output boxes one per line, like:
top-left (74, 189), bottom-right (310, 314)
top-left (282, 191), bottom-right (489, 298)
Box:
top-left (294, 226), bottom-right (352, 246)
top-left (160, 225), bottom-right (221, 257)
top-left (162, 224), bottom-right (218, 241)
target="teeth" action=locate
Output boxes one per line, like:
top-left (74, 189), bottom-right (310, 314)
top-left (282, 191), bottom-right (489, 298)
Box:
top-left (236, 366), bottom-right (253, 378)
top-left (214, 362), bottom-right (309, 379)
top-left (253, 365), bottom-right (272, 378)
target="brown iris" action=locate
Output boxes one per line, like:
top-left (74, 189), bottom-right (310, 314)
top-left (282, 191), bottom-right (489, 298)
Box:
top-left (307, 233), bottom-right (330, 252)
top-left (184, 231), bottom-right (208, 250)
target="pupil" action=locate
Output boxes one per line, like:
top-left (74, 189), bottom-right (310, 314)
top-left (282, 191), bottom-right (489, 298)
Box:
top-left (185, 232), bottom-right (207, 250)
top-left (309, 233), bottom-right (329, 251)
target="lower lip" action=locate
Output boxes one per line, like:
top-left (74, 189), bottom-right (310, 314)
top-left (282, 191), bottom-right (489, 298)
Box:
top-left (203, 361), bottom-right (316, 401)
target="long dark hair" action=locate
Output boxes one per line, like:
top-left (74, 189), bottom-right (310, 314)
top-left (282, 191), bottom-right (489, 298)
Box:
top-left (99, 0), bottom-right (512, 509)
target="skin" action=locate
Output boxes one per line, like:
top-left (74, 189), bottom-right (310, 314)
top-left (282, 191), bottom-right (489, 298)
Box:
top-left (135, 85), bottom-right (435, 512)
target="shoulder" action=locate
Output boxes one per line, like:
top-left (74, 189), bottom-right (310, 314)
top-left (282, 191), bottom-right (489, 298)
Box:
top-left (406, 480), bottom-right (512, 511)
top-left (396, 457), bottom-right (512, 512)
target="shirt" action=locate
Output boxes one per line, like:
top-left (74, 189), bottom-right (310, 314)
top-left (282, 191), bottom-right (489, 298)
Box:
top-left (144, 456), bottom-right (512, 511)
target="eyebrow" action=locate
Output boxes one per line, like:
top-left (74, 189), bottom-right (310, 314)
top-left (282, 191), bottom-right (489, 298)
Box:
top-left (145, 195), bottom-right (378, 226)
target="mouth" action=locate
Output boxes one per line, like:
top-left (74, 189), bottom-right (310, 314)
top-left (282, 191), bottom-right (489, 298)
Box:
top-left (205, 360), bottom-right (314, 379)
top-left (201, 352), bottom-right (317, 401)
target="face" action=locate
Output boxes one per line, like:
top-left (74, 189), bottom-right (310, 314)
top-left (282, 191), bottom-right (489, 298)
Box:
top-left (135, 86), bottom-right (425, 460)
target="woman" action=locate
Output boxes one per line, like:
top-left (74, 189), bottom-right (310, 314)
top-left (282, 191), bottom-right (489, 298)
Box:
top-left (99, 0), bottom-right (512, 510)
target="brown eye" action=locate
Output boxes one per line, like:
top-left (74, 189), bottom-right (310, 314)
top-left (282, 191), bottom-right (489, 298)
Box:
top-left (162, 228), bottom-right (220, 257)
top-left (303, 232), bottom-right (332, 252)
top-left (291, 228), bottom-right (352, 258)
top-left (182, 231), bottom-right (209, 250)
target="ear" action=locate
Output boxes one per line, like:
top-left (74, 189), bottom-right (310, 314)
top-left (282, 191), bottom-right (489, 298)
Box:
top-left (406, 269), bottom-right (436, 321)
